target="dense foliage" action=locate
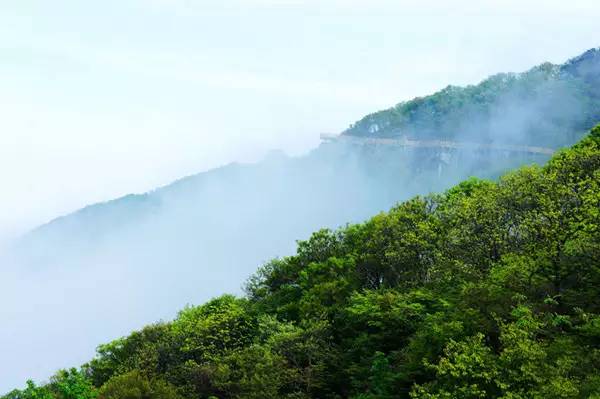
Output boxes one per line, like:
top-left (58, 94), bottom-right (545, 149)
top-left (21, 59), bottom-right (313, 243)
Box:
top-left (345, 48), bottom-right (600, 148)
top-left (5, 126), bottom-right (599, 398)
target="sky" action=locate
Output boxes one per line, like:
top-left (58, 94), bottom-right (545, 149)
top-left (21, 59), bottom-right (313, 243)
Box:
top-left (0, 0), bottom-right (599, 243)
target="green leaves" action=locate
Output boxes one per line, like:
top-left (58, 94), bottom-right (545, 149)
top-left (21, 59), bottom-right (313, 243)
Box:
top-left (1, 381), bottom-right (55, 399)
top-left (97, 371), bottom-right (180, 399)
top-left (51, 369), bottom-right (97, 399)
top-left (10, 126), bottom-right (600, 399)
top-left (2, 370), bottom-right (98, 399)
top-left (345, 55), bottom-right (600, 150)
top-left (172, 295), bottom-right (258, 361)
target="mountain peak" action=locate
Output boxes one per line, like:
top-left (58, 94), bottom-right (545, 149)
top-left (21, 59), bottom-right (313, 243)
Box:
top-left (341, 48), bottom-right (600, 146)
top-left (561, 47), bottom-right (600, 79)
top-left (565, 47), bottom-right (600, 66)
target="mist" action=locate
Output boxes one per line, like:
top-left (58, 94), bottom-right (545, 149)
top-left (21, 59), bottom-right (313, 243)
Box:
top-left (0, 131), bottom-right (556, 391)
top-left (3, 48), bottom-right (600, 391)
top-left (2, 0), bottom-right (600, 244)
top-left (1, 2), bottom-right (600, 391)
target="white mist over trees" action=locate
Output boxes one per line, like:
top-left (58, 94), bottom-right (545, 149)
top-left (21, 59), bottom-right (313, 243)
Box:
top-left (1, 48), bottom-right (599, 392)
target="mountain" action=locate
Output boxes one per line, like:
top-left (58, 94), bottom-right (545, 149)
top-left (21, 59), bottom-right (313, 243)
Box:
top-left (2, 48), bottom-right (600, 391)
top-left (19, 48), bottom-right (600, 262)
top-left (5, 125), bottom-right (600, 399)
top-left (345, 48), bottom-right (600, 148)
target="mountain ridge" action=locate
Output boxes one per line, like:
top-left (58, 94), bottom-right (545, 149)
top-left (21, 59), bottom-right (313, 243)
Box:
top-left (4, 48), bottom-right (600, 392)
top-left (6, 125), bottom-right (600, 399)
top-left (23, 47), bottom-right (600, 242)
top-left (343, 47), bottom-right (600, 146)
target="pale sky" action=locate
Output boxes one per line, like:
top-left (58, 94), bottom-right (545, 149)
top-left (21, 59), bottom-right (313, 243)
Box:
top-left (1, 0), bottom-right (599, 242)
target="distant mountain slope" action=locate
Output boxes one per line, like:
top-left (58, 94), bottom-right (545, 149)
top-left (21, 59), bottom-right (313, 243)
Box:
top-left (344, 48), bottom-right (600, 148)
top-left (23, 48), bottom-right (600, 252)
top-left (2, 48), bottom-right (600, 392)
top-left (6, 124), bottom-right (600, 399)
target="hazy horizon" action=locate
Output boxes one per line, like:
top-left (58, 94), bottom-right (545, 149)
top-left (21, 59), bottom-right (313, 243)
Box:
top-left (1, 0), bottom-right (599, 242)
top-left (3, 0), bottom-right (600, 393)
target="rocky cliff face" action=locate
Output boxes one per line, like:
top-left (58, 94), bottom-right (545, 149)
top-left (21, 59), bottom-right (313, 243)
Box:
top-left (323, 138), bottom-right (551, 189)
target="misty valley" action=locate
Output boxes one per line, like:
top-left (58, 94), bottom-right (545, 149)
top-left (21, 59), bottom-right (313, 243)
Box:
top-left (2, 47), bottom-right (600, 398)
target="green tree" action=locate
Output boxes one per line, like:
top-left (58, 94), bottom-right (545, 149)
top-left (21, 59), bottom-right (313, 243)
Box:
top-left (50, 368), bottom-right (97, 399)
top-left (98, 371), bottom-right (180, 399)
top-left (1, 381), bottom-right (54, 399)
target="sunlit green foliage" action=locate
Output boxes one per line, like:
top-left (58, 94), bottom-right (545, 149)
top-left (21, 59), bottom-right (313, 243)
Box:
top-left (98, 371), bottom-right (180, 399)
top-left (4, 126), bottom-right (600, 398)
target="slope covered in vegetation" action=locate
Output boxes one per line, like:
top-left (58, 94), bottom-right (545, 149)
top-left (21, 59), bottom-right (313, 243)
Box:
top-left (12, 51), bottom-right (598, 390)
top-left (5, 126), bottom-right (600, 398)
top-left (345, 48), bottom-right (600, 148)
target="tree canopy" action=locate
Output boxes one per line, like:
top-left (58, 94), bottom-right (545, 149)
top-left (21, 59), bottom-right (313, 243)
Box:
top-left (5, 126), bottom-right (600, 398)
top-left (345, 49), bottom-right (600, 149)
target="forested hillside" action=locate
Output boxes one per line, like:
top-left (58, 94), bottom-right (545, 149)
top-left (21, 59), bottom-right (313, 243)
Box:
top-left (345, 48), bottom-right (600, 148)
top-left (6, 126), bottom-right (599, 398)
top-left (11, 51), bottom-right (599, 390)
